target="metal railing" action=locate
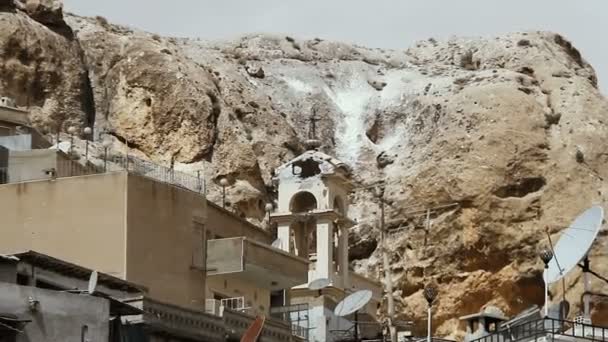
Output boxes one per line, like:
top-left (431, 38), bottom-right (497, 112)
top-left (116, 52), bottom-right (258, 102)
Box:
top-left (223, 309), bottom-right (300, 342)
top-left (410, 338), bottom-right (457, 342)
top-left (0, 153), bottom-right (205, 194)
top-left (141, 296), bottom-right (225, 342)
top-left (270, 303), bottom-right (310, 340)
top-left (106, 154), bottom-right (204, 194)
top-left (471, 318), bottom-right (608, 342)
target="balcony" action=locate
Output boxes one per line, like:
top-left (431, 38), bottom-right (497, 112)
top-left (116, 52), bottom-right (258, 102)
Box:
top-left (127, 296), bottom-right (304, 342)
top-left (207, 237), bottom-right (308, 290)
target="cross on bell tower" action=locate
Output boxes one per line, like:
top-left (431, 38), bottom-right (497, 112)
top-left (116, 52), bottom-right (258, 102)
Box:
top-left (305, 107), bottom-right (322, 150)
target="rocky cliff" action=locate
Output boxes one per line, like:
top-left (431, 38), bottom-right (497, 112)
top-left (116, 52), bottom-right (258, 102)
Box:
top-left (2, 0), bottom-right (608, 336)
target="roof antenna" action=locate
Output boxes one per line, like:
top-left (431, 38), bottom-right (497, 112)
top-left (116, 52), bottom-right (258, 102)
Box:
top-left (304, 106), bottom-right (322, 151)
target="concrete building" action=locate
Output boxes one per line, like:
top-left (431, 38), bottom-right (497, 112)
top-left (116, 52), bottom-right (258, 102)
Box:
top-left (0, 97), bottom-right (29, 136)
top-left (0, 163), bottom-right (311, 342)
top-left (0, 113), bottom-right (383, 341)
top-left (1, 149), bottom-right (89, 184)
top-left (0, 97), bottom-right (65, 185)
top-left (0, 170), bottom-right (310, 316)
top-left (0, 250), bottom-right (305, 342)
top-left (0, 251), bottom-right (143, 342)
top-left (270, 149), bottom-right (383, 342)
top-left (0, 171), bottom-right (208, 309)
top-left (460, 306), bottom-right (508, 342)
top-left (0, 98), bottom-right (49, 150)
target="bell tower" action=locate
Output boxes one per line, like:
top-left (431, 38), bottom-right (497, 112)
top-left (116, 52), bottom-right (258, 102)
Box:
top-left (270, 144), bottom-right (354, 287)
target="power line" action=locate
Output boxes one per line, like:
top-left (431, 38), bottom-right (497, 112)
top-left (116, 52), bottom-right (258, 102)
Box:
top-left (355, 202), bottom-right (460, 228)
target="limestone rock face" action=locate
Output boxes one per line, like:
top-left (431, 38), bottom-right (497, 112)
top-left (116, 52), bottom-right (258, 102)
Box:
top-left (18, 0), bottom-right (65, 27)
top-left (0, 1), bottom-right (91, 133)
top-left (3, 4), bottom-right (608, 335)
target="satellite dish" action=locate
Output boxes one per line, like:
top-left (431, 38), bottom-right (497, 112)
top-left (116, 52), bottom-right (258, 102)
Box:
top-left (308, 278), bottom-right (330, 290)
top-left (271, 238), bottom-right (282, 249)
top-left (547, 205), bottom-right (604, 284)
top-left (88, 271), bottom-right (98, 294)
top-left (334, 290), bottom-right (372, 317)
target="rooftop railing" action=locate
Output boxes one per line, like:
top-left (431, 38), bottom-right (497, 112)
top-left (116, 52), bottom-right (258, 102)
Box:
top-left (470, 317), bottom-right (608, 342)
top-left (106, 154), bottom-right (204, 194)
top-left (0, 152), bottom-right (205, 195)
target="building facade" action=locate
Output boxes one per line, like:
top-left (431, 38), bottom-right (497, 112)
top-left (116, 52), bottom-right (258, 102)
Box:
top-left (0, 110), bottom-right (382, 341)
top-left (270, 149), bottom-right (383, 342)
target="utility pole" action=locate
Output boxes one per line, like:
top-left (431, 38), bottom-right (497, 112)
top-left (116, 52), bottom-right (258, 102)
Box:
top-left (376, 184), bottom-right (397, 342)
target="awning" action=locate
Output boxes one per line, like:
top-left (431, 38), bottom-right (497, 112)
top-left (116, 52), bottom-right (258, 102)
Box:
top-left (90, 293), bottom-right (144, 316)
top-left (0, 313), bottom-right (31, 332)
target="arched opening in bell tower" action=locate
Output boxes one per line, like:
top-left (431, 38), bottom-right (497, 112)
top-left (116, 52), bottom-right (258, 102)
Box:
top-left (289, 191), bottom-right (318, 213)
top-left (288, 191), bottom-right (318, 260)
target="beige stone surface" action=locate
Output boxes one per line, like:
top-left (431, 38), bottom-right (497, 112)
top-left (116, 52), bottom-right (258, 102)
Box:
top-left (3, 3), bottom-right (608, 335)
top-left (0, 1), bottom-right (92, 132)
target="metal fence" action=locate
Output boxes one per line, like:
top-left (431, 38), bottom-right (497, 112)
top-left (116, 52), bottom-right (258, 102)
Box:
top-left (270, 303), bottom-right (310, 340)
top-left (471, 318), bottom-right (608, 342)
top-left (106, 154), bottom-right (204, 194)
top-left (0, 153), bottom-right (205, 195)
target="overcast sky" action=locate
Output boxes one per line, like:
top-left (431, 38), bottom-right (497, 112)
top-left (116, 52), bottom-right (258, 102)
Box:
top-left (64, 0), bottom-right (607, 94)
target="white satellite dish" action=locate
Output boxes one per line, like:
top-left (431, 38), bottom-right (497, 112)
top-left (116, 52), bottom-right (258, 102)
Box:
top-left (334, 290), bottom-right (372, 317)
top-left (308, 278), bottom-right (330, 291)
top-left (271, 238), bottom-right (282, 249)
top-left (88, 271), bottom-right (98, 294)
top-left (547, 205), bottom-right (604, 284)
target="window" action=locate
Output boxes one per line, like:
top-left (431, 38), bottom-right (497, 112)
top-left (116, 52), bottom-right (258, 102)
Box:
top-left (270, 291), bottom-right (284, 307)
top-left (81, 325), bottom-right (89, 342)
top-left (16, 273), bottom-right (29, 286)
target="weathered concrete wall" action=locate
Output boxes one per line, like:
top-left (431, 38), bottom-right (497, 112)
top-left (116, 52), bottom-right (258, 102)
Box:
top-left (7, 149), bottom-right (56, 182)
top-left (245, 239), bottom-right (308, 287)
top-left (0, 172), bottom-right (128, 278)
top-left (0, 106), bottom-right (29, 127)
top-left (206, 202), bottom-right (271, 243)
top-left (0, 131), bottom-right (49, 151)
top-left (126, 174), bottom-right (207, 310)
top-left (0, 134), bottom-right (33, 150)
top-left (0, 282), bottom-right (109, 342)
top-left (207, 237), bottom-right (244, 274)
